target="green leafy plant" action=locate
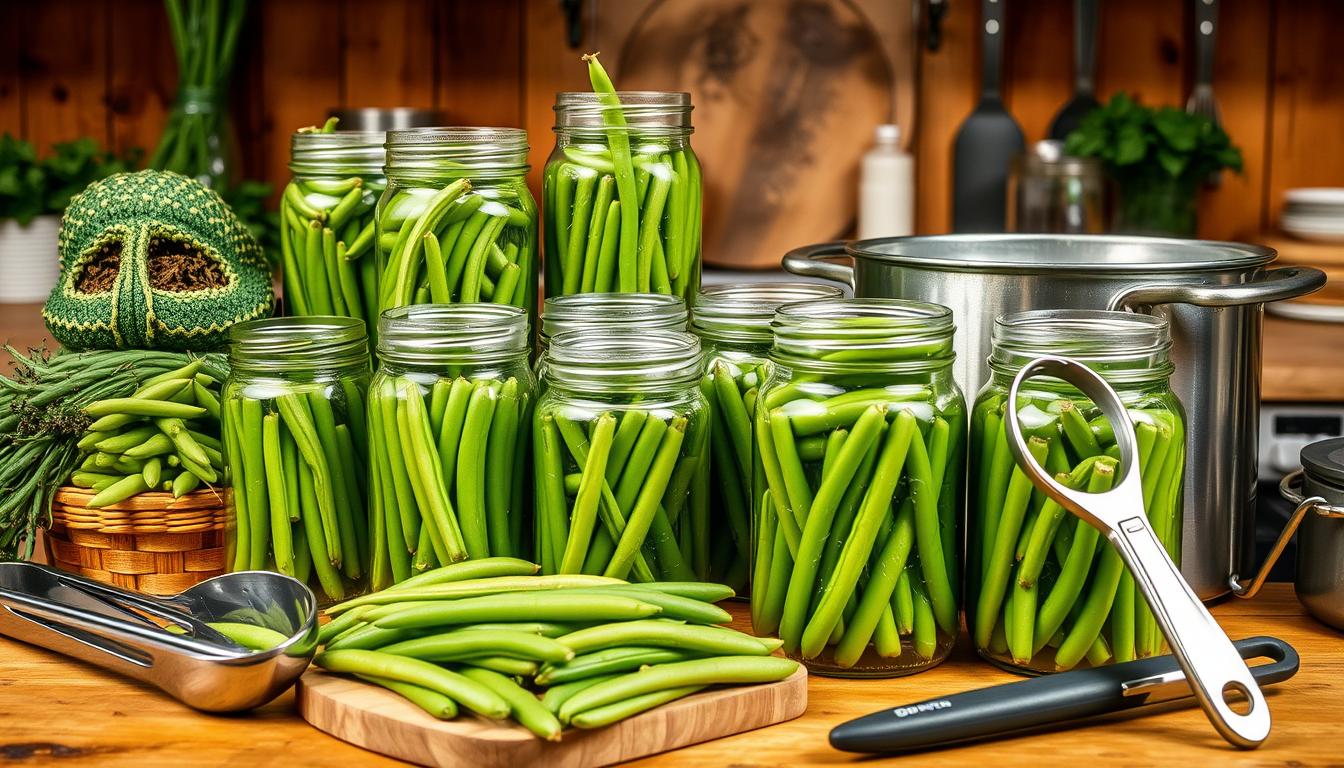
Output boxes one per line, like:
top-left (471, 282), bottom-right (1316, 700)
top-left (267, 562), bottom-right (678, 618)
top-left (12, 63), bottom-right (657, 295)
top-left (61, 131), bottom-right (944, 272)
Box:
top-left (1065, 93), bottom-right (1243, 236)
top-left (0, 135), bottom-right (141, 225)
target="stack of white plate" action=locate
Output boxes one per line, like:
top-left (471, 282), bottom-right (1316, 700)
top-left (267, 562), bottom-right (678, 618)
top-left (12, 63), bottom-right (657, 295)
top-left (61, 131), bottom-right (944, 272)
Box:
top-left (1281, 188), bottom-right (1344, 243)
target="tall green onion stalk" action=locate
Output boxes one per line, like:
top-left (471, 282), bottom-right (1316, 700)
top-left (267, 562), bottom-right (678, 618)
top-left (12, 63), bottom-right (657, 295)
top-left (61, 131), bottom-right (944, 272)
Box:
top-left (150, 0), bottom-right (248, 189)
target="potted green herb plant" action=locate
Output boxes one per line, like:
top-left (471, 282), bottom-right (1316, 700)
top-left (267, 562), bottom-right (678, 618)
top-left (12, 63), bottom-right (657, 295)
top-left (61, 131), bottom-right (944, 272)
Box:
top-left (1065, 93), bottom-right (1242, 237)
top-left (0, 135), bottom-right (138, 302)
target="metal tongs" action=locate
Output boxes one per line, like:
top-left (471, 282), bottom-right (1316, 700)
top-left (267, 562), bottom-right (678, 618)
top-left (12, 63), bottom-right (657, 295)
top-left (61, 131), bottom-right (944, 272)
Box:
top-left (0, 562), bottom-right (318, 712)
top-left (1006, 356), bottom-right (1271, 749)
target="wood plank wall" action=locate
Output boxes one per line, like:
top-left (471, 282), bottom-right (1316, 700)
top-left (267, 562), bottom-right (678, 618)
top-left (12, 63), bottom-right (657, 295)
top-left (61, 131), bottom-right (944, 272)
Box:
top-left (1, 0), bottom-right (1341, 250)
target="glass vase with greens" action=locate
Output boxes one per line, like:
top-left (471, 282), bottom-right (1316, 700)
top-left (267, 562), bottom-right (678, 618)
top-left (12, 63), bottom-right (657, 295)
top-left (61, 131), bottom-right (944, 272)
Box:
top-left (1065, 93), bottom-right (1242, 237)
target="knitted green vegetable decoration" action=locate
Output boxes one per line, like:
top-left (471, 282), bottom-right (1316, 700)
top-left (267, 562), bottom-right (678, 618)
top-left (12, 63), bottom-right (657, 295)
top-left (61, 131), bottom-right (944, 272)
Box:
top-left (43, 170), bottom-right (273, 351)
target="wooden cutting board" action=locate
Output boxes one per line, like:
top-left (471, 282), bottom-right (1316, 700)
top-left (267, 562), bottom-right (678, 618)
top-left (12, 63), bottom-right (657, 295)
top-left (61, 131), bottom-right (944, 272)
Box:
top-left (297, 666), bottom-right (808, 767)
top-left (601, 0), bottom-right (911, 269)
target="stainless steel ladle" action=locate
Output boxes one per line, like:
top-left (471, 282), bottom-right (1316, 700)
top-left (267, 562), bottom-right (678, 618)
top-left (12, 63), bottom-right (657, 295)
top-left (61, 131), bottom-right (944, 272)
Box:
top-left (1006, 355), bottom-right (1271, 749)
top-left (0, 562), bottom-right (318, 712)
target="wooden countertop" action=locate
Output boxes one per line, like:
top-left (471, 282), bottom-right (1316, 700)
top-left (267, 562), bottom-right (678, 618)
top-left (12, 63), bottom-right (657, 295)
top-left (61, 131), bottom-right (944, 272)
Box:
top-left (0, 584), bottom-right (1337, 766)
top-left (1262, 314), bottom-right (1344, 402)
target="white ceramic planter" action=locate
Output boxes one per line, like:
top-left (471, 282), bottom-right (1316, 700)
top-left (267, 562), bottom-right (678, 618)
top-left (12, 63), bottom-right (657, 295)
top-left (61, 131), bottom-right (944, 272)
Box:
top-left (0, 215), bottom-right (61, 303)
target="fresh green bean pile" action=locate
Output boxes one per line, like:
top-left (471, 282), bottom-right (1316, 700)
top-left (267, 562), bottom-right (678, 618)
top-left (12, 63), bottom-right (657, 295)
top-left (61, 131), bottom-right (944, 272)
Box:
top-left (71, 360), bottom-right (225, 506)
top-left (0, 348), bottom-right (228, 558)
top-left (315, 557), bottom-right (798, 737)
top-left (376, 180), bottom-right (535, 313)
top-left (534, 407), bottom-right (710, 581)
top-left (543, 54), bottom-right (701, 300)
top-left (971, 392), bottom-right (1184, 671)
top-left (222, 380), bottom-right (369, 600)
top-left (700, 358), bottom-right (766, 591)
top-left (281, 119), bottom-right (384, 335)
top-left (365, 375), bottom-right (531, 586)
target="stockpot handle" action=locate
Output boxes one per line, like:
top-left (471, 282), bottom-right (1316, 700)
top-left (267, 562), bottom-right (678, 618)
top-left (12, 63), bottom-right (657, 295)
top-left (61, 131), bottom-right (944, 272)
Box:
top-left (782, 241), bottom-right (855, 288)
top-left (1108, 266), bottom-right (1326, 311)
top-left (1231, 469), bottom-right (1344, 599)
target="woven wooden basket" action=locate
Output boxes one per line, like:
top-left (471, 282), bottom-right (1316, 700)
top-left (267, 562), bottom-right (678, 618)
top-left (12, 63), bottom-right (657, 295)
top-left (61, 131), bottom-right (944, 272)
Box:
top-left (45, 487), bottom-right (229, 595)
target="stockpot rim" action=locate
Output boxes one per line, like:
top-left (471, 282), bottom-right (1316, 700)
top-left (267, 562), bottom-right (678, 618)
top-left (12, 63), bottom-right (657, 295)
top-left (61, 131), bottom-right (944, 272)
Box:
top-left (843, 234), bottom-right (1277, 275)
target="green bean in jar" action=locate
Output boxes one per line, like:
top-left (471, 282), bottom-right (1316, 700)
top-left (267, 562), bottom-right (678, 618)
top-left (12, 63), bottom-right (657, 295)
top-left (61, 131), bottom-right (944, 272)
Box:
top-left (690, 282), bottom-right (844, 593)
top-left (366, 304), bottom-right (535, 588)
top-left (533, 330), bottom-right (709, 582)
top-left (281, 123), bottom-right (385, 342)
top-left (377, 127), bottom-right (537, 316)
top-left (969, 309), bottom-right (1184, 673)
top-left (753, 298), bottom-right (965, 677)
top-left (543, 54), bottom-right (700, 303)
top-left (222, 316), bottom-right (372, 603)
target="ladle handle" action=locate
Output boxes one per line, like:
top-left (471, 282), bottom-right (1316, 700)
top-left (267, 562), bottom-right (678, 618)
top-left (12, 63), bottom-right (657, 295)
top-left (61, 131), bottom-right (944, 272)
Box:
top-left (1108, 511), bottom-right (1272, 748)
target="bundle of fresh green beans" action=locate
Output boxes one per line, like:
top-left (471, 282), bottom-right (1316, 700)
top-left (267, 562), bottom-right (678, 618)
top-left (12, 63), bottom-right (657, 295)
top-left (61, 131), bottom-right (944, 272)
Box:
top-left (314, 557), bottom-right (798, 737)
top-left (970, 392), bottom-right (1184, 671)
top-left (281, 118), bottom-right (384, 337)
top-left (376, 160), bottom-right (536, 314)
top-left (543, 54), bottom-right (701, 301)
top-left (534, 406), bottom-right (710, 582)
top-left (222, 379), bottom-right (369, 601)
top-left (365, 374), bottom-right (532, 587)
top-left (71, 359), bottom-right (225, 505)
top-left (0, 348), bottom-right (228, 558)
top-left (699, 357), bottom-right (766, 591)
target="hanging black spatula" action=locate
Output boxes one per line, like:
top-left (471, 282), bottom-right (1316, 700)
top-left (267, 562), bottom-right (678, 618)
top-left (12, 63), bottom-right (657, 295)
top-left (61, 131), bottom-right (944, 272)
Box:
top-left (952, 0), bottom-right (1024, 233)
top-left (1048, 0), bottom-right (1100, 140)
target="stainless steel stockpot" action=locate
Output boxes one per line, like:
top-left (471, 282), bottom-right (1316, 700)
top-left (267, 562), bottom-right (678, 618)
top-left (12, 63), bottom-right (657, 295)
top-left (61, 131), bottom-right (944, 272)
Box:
top-left (1233, 438), bottom-right (1344, 630)
top-left (784, 234), bottom-right (1326, 600)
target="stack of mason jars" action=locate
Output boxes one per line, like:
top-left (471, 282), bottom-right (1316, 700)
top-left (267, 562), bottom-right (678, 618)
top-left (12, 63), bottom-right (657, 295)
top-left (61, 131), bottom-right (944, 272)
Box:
top-left (223, 93), bottom-right (1186, 685)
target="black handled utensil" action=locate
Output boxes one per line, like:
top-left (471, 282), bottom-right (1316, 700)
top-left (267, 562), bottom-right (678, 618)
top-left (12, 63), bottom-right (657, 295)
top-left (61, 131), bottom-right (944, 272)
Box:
top-left (1047, 0), bottom-right (1100, 140)
top-left (952, 0), bottom-right (1025, 233)
top-left (830, 636), bottom-right (1297, 754)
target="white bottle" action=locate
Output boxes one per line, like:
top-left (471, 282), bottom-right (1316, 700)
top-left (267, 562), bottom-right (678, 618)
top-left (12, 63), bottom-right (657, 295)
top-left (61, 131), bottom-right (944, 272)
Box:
top-left (858, 124), bottom-right (914, 239)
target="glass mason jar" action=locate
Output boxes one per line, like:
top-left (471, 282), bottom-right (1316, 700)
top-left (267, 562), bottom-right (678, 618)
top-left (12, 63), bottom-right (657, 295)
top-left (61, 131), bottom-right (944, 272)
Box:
top-left (222, 316), bottom-right (372, 604)
top-left (691, 283), bottom-right (844, 593)
top-left (534, 329), bottom-right (709, 581)
top-left (376, 127), bottom-right (538, 318)
top-left (544, 92), bottom-right (701, 303)
top-left (536, 292), bottom-right (687, 383)
top-left (283, 130), bottom-right (386, 343)
top-left (752, 299), bottom-right (965, 677)
top-left (367, 305), bottom-right (535, 589)
top-left (969, 309), bottom-right (1185, 674)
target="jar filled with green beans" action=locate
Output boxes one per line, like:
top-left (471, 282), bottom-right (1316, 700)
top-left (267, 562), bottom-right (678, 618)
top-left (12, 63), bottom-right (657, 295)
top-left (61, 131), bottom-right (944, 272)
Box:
top-left (691, 283), bottom-right (844, 594)
top-left (544, 91), bottom-right (700, 303)
top-left (969, 309), bottom-right (1184, 674)
top-left (367, 304), bottom-right (535, 589)
top-left (534, 330), bottom-right (709, 582)
top-left (377, 127), bottom-right (537, 317)
top-left (222, 316), bottom-right (372, 604)
top-left (282, 129), bottom-right (385, 339)
top-left (752, 298), bottom-right (965, 677)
